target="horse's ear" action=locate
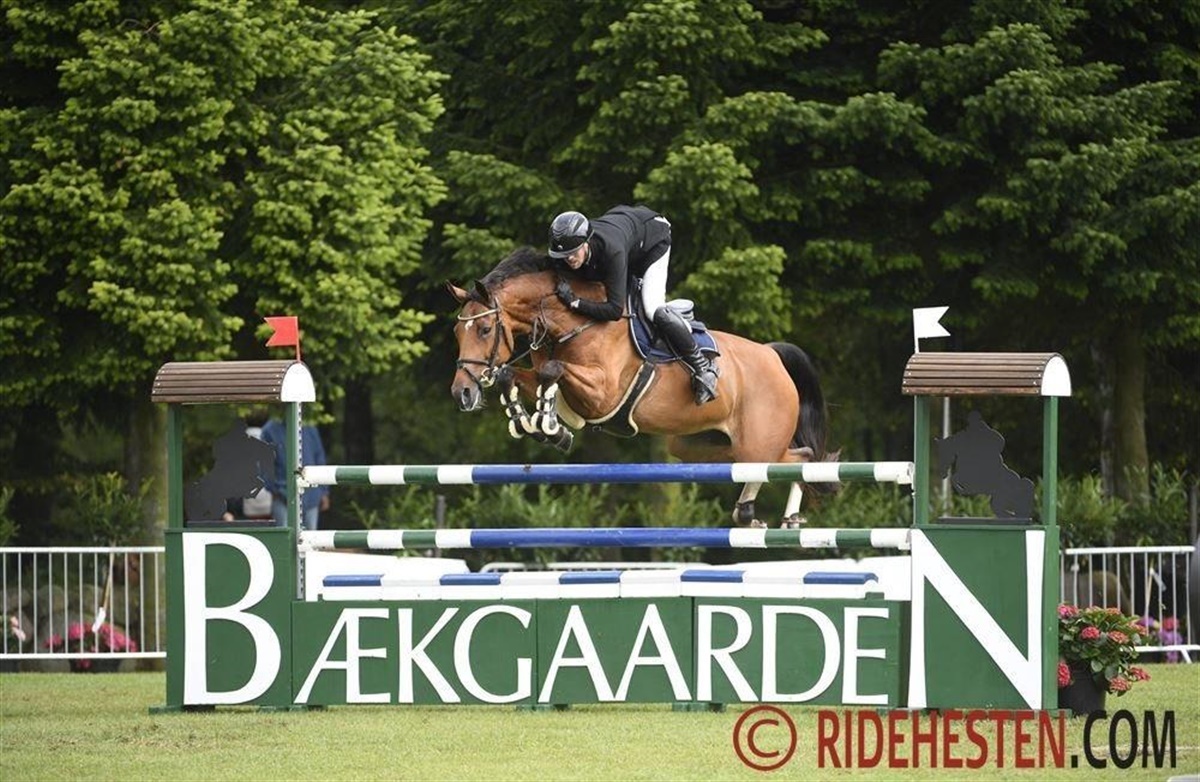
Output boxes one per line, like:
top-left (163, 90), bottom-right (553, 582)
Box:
top-left (473, 280), bottom-right (490, 301)
top-left (445, 281), bottom-right (469, 304)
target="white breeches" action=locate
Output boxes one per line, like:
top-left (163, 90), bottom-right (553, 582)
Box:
top-left (639, 216), bottom-right (672, 321)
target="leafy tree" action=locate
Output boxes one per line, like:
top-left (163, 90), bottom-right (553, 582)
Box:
top-left (877, 22), bottom-right (1199, 500)
top-left (0, 1), bottom-right (444, 539)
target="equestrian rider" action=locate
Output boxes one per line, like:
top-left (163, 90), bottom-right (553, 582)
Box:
top-left (547, 205), bottom-right (719, 405)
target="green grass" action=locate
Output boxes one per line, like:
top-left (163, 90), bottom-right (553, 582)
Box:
top-left (2, 666), bottom-right (1198, 780)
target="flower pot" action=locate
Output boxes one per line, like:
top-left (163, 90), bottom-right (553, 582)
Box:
top-left (1059, 663), bottom-right (1106, 716)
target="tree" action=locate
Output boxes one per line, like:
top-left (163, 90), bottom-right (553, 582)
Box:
top-left (877, 22), bottom-right (1200, 500)
top-left (0, 1), bottom-right (444, 539)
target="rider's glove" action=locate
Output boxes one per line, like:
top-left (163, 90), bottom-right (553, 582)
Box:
top-left (555, 279), bottom-right (578, 308)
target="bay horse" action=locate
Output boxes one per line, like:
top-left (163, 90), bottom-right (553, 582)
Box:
top-left (448, 247), bottom-right (833, 527)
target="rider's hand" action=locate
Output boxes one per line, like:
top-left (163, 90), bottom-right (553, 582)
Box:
top-left (555, 279), bottom-right (578, 308)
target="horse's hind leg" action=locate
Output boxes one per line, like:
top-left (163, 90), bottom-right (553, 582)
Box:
top-left (780, 446), bottom-right (815, 528)
top-left (780, 483), bottom-right (806, 529)
top-left (733, 483), bottom-right (767, 528)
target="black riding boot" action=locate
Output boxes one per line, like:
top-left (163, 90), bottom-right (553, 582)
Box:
top-left (653, 307), bottom-right (719, 404)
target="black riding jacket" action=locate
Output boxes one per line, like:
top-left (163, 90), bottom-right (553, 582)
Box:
top-left (571, 205), bottom-right (669, 322)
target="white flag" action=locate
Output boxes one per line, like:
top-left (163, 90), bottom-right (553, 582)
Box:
top-left (912, 306), bottom-right (950, 352)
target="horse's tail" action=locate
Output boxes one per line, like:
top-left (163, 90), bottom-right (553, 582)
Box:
top-left (768, 342), bottom-right (831, 463)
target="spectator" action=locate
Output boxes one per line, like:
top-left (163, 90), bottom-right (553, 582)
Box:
top-left (259, 418), bottom-right (330, 530)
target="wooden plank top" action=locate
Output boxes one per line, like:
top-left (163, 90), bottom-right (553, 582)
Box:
top-left (152, 360), bottom-right (316, 404)
top-left (901, 352), bottom-right (1071, 397)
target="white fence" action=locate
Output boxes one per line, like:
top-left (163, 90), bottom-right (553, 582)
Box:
top-left (1060, 544), bottom-right (1195, 660)
top-left (1, 542), bottom-right (1195, 665)
top-left (2, 546), bottom-right (165, 667)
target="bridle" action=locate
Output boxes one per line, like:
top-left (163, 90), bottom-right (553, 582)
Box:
top-left (454, 290), bottom-right (600, 395)
top-left (455, 302), bottom-right (510, 392)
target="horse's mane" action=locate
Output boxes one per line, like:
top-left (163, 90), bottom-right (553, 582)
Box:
top-left (479, 246), bottom-right (555, 294)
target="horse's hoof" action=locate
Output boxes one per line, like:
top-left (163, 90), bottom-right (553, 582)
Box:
top-left (780, 515), bottom-right (808, 529)
top-left (744, 519), bottom-right (768, 529)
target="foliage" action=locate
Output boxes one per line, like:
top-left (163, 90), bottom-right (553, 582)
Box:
top-left (353, 486), bottom-right (441, 532)
top-left (451, 484), bottom-right (614, 566)
top-left (627, 484), bottom-right (726, 564)
top-left (1112, 465), bottom-right (1191, 546)
top-left (56, 473), bottom-right (150, 546)
top-left (1057, 604), bottom-right (1151, 695)
top-left (802, 482), bottom-right (912, 530)
top-left (0, 487), bottom-right (17, 546)
top-left (1056, 474), bottom-right (1124, 547)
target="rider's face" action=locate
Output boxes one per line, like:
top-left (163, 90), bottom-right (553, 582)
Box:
top-left (562, 242), bottom-right (588, 270)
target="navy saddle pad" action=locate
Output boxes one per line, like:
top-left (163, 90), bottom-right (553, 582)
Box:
top-left (629, 301), bottom-right (719, 362)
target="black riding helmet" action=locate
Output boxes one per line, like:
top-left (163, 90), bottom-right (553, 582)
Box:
top-left (548, 211), bottom-right (591, 258)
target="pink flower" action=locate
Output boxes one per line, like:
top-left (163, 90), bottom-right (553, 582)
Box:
top-left (1109, 677), bottom-right (1130, 692)
top-left (1105, 607), bottom-right (1121, 614)
top-left (1129, 667), bottom-right (1151, 682)
top-left (1057, 662), bottom-right (1072, 687)
top-left (1080, 626), bottom-right (1101, 640)
top-left (1058, 604), bottom-right (1078, 618)
top-left (1108, 630), bottom-right (1129, 644)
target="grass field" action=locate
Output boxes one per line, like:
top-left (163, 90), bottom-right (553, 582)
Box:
top-left (2, 665), bottom-right (1198, 780)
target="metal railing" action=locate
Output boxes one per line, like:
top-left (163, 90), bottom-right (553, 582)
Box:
top-left (1060, 544), bottom-right (1195, 661)
top-left (2, 543), bottom-right (1195, 664)
top-left (2, 546), bottom-right (166, 665)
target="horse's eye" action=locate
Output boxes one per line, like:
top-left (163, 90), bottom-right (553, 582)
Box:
top-left (478, 324), bottom-right (492, 338)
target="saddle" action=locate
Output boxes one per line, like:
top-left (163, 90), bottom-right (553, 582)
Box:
top-left (628, 299), bottom-right (720, 362)
top-left (579, 300), bottom-right (719, 439)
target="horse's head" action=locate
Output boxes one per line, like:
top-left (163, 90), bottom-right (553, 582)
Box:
top-left (447, 279), bottom-right (516, 412)
top-left (446, 247), bottom-right (564, 411)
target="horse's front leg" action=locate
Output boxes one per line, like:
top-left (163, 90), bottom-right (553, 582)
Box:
top-left (495, 367), bottom-right (539, 440)
top-left (531, 362), bottom-right (573, 452)
top-left (532, 363), bottom-right (565, 436)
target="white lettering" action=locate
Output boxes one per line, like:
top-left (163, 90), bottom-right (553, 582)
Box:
top-left (397, 607), bottom-right (461, 703)
top-left (696, 605), bottom-right (756, 702)
top-left (761, 606), bottom-right (838, 702)
top-left (841, 606), bottom-right (889, 705)
top-left (182, 534), bottom-right (281, 705)
top-left (908, 530), bottom-right (1043, 708)
top-left (454, 606), bottom-right (533, 704)
top-left (538, 605), bottom-right (614, 702)
top-left (295, 608), bottom-right (389, 704)
top-left (613, 605), bottom-right (690, 701)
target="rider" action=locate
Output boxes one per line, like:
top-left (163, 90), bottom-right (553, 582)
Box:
top-left (547, 205), bottom-right (719, 405)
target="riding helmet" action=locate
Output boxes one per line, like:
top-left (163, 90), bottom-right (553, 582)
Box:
top-left (548, 211), bottom-right (591, 258)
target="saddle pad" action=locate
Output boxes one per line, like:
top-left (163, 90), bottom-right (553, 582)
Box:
top-left (630, 310), bottom-right (719, 362)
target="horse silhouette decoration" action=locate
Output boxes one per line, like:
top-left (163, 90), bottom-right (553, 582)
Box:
top-left (935, 410), bottom-right (1035, 520)
top-left (184, 420), bottom-right (276, 522)
top-left (448, 247), bottom-right (836, 528)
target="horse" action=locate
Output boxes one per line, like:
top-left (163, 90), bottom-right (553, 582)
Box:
top-left (447, 246), bottom-right (834, 527)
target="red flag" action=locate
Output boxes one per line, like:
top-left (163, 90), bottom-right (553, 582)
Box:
top-left (264, 316), bottom-right (301, 360)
